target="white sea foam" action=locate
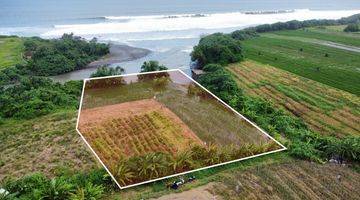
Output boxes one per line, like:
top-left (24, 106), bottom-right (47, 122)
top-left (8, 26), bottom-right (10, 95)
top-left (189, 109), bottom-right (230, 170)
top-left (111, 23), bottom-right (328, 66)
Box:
top-left (42, 9), bottom-right (360, 38)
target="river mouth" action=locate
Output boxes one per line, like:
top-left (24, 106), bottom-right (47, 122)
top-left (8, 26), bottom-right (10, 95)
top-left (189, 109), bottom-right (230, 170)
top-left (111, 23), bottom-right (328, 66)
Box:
top-left (51, 38), bottom-right (196, 82)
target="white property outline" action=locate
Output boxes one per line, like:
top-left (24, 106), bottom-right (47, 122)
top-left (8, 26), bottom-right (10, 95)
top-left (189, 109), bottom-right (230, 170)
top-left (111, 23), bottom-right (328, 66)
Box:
top-left (75, 69), bottom-right (287, 189)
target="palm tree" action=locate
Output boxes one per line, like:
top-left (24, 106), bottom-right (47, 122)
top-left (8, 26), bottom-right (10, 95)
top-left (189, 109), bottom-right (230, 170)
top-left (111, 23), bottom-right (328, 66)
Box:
top-left (204, 143), bottom-right (221, 165)
top-left (170, 150), bottom-right (194, 173)
top-left (146, 152), bottom-right (169, 179)
top-left (114, 158), bottom-right (134, 185)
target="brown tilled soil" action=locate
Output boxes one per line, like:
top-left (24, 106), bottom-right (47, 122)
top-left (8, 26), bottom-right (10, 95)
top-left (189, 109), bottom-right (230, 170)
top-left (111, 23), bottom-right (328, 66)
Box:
top-left (228, 60), bottom-right (360, 137)
top-left (211, 160), bottom-right (360, 200)
top-left (78, 99), bottom-right (203, 145)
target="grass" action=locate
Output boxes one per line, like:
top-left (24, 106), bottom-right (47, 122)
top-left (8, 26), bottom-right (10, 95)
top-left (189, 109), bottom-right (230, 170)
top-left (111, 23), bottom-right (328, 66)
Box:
top-left (0, 109), bottom-right (98, 182)
top-left (211, 158), bottom-right (360, 200)
top-left (272, 26), bottom-right (360, 47)
top-left (228, 60), bottom-right (360, 137)
top-left (0, 36), bottom-right (24, 69)
top-left (242, 29), bottom-right (360, 95)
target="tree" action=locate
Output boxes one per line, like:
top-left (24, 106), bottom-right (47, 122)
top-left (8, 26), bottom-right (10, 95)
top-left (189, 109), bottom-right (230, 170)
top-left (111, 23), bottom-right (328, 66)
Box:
top-left (90, 66), bottom-right (124, 78)
top-left (140, 61), bottom-right (168, 72)
top-left (114, 159), bottom-right (134, 185)
top-left (191, 33), bottom-right (243, 67)
top-left (344, 23), bottom-right (360, 32)
top-left (169, 150), bottom-right (194, 173)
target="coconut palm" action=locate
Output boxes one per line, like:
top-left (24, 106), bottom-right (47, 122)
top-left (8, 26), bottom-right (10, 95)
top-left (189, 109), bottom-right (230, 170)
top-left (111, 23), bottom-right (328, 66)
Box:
top-left (146, 152), bottom-right (169, 179)
top-left (204, 143), bottom-right (221, 165)
top-left (169, 150), bottom-right (194, 173)
top-left (114, 158), bottom-right (134, 185)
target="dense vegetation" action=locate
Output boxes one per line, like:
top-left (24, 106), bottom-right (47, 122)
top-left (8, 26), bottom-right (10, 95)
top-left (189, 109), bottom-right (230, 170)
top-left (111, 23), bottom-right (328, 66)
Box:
top-left (140, 60), bottom-right (168, 72)
top-left (90, 66), bottom-right (124, 78)
top-left (243, 13), bottom-right (360, 33)
top-left (0, 77), bottom-right (82, 119)
top-left (344, 23), bottom-right (360, 32)
top-left (0, 34), bottom-right (108, 119)
top-left (1, 169), bottom-right (112, 199)
top-left (21, 34), bottom-right (109, 76)
top-left (114, 142), bottom-right (278, 186)
top-left (197, 64), bottom-right (360, 163)
top-left (0, 36), bottom-right (24, 70)
top-left (191, 33), bottom-right (243, 68)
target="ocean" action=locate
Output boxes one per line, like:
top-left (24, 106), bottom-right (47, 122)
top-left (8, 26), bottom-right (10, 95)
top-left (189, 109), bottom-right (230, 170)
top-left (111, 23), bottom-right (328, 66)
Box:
top-left (1, 0), bottom-right (360, 79)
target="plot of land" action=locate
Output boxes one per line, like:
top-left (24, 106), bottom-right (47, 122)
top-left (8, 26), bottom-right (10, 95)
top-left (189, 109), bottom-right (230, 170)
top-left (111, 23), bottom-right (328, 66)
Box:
top-left (79, 99), bottom-right (204, 168)
top-left (77, 70), bottom-right (282, 188)
top-left (228, 60), bottom-right (360, 137)
top-left (241, 27), bottom-right (360, 95)
top-left (0, 36), bottom-right (24, 69)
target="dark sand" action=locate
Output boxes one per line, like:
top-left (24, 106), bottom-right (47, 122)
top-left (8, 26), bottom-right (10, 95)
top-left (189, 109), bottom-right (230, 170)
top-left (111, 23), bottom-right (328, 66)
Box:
top-left (87, 44), bottom-right (151, 68)
top-left (51, 44), bottom-right (151, 82)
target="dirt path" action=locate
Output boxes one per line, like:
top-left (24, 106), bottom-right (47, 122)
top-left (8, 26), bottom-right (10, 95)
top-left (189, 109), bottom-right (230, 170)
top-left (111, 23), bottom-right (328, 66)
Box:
top-left (264, 34), bottom-right (360, 53)
top-left (152, 183), bottom-right (222, 200)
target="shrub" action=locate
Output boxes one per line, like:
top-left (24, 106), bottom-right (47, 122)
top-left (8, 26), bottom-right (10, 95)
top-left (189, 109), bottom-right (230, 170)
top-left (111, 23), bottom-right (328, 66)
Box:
top-left (344, 23), bottom-right (360, 32)
top-left (23, 34), bottom-right (109, 76)
top-left (70, 183), bottom-right (104, 200)
top-left (288, 141), bottom-right (322, 162)
top-left (230, 30), bottom-right (258, 40)
top-left (191, 33), bottom-right (243, 67)
top-left (140, 61), bottom-right (167, 72)
top-left (0, 76), bottom-right (80, 119)
top-left (90, 66), bottom-right (124, 78)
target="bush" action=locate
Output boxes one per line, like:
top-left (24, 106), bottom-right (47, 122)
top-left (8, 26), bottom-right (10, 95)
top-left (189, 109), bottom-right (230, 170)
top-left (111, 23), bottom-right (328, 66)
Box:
top-left (90, 66), bottom-right (124, 78)
top-left (23, 34), bottom-right (109, 76)
top-left (230, 30), bottom-right (258, 40)
top-left (0, 76), bottom-right (80, 119)
top-left (191, 33), bottom-right (243, 67)
top-left (344, 23), bottom-right (360, 32)
top-left (289, 141), bottom-right (322, 162)
top-left (3, 170), bottom-right (107, 200)
top-left (70, 183), bottom-right (104, 200)
top-left (140, 60), bottom-right (168, 72)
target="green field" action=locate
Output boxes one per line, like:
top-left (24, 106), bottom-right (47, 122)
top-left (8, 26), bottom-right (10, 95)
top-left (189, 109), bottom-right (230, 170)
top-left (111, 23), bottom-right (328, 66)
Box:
top-left (0, 36), bottom-right (24, 69)
top-left (271, 26), bottom-right (360, 47)
top-left (242, 27), bottom-right (360, 95)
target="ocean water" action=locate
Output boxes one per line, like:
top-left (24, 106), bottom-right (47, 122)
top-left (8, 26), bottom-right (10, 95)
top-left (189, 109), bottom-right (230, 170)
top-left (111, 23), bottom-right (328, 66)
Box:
top-left (1, 0), bottom-right (360, 79)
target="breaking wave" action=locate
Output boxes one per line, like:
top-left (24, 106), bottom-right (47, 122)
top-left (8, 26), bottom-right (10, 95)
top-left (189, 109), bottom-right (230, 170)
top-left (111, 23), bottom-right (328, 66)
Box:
top-left (41, 9), bottom-right (360, 37)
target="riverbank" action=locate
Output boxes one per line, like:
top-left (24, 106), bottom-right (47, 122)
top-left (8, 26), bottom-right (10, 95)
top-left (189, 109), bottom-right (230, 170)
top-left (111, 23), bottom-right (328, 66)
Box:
top-left (51, 43), bottom-right (151, 82)
top-left (87, 43), bottom-right (151, 67)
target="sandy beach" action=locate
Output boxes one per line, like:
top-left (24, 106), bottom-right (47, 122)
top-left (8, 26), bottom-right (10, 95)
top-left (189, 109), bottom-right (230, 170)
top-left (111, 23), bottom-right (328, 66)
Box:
top-left (87, 43), bottom-right (151, 68)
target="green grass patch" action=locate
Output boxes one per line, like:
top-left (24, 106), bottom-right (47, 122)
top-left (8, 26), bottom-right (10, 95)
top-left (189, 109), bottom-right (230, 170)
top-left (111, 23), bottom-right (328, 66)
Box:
top-left (273, 27), bottom-right (360, 47)
top-left (0, 36), bottom-right (24, 69)
top-left (242, 35), bottom-right (360, 95)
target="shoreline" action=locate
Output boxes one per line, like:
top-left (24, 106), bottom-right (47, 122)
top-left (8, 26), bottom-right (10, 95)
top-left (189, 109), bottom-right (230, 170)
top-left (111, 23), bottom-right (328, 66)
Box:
top-left (87, 43), bottom-right (151, 68)
top-left (51, 44), bottom-right (151, 82)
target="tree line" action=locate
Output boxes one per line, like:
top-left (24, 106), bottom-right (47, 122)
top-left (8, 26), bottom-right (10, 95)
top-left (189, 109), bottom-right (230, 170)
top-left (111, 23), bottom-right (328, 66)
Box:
top-left (243, 13), bottom-right (360, 33)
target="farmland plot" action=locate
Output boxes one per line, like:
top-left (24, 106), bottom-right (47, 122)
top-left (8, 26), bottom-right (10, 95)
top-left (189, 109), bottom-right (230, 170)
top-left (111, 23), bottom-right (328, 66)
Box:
top-left (77, 70), bottom-right (283, 188)
top-left (228, 60), bottom-right (360, 137)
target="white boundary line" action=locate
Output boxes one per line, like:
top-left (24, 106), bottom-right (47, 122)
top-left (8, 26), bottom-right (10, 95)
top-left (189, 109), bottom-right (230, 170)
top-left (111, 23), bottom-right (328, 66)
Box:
top-left (75, 69), bottom-right (287, 189)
